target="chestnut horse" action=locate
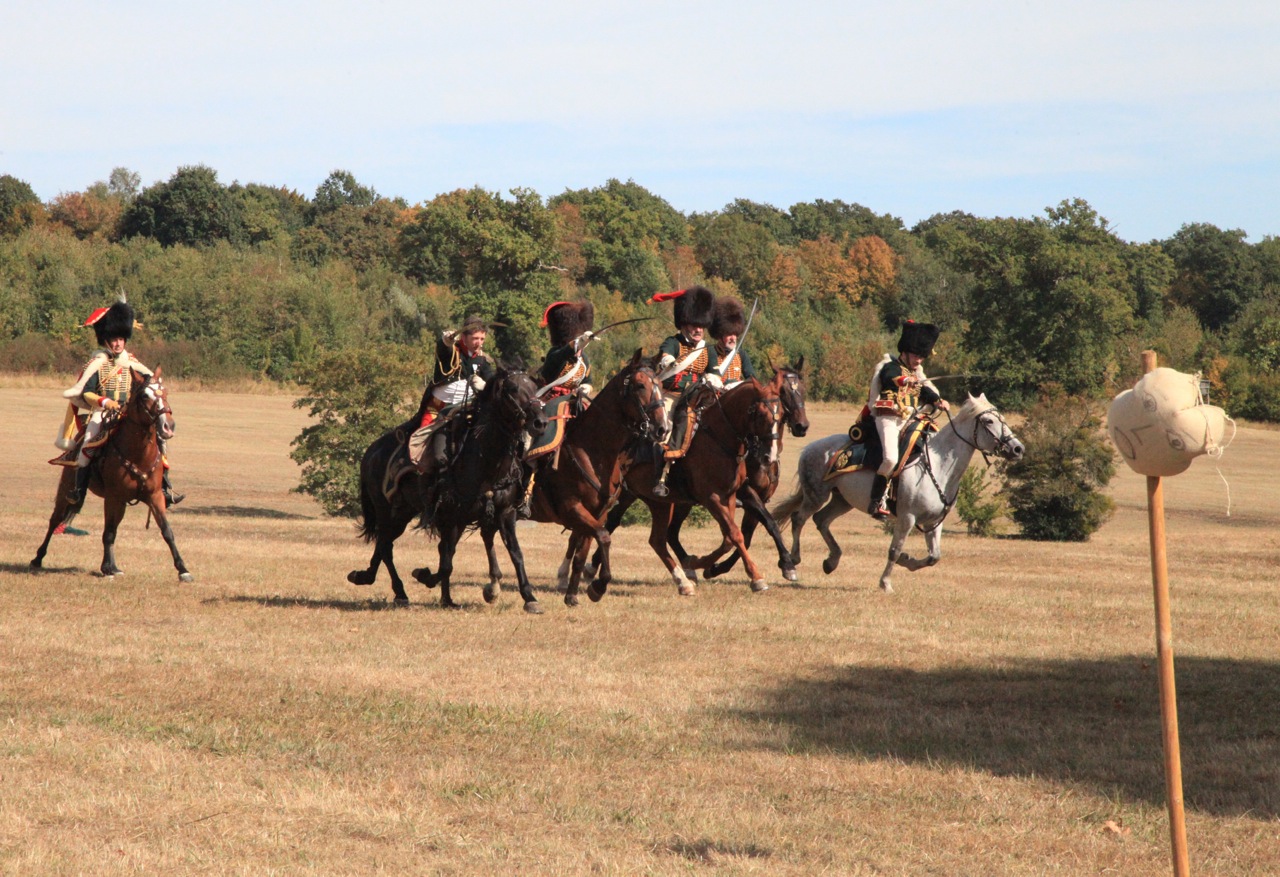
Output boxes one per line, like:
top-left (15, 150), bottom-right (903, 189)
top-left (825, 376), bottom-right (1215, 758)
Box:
top-left (620, 378), bottom-right (781, 595)
top-left (529, 351), bottom-right (667, 606)
top-left (31, 368), bottom-right (192, 582)
top-left (601, 361), bottom-right (809, 583)
top-left (410, 365), bottom-right (549, 612)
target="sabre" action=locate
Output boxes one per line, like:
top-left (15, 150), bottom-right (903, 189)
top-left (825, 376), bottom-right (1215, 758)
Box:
top-left (582, 316), bottom-right (656, 344)
top-left (716, 297), bottom-right (760, 377)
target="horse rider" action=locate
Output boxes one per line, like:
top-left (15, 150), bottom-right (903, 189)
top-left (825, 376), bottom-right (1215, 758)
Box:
top-left (61, 299), bottom-right (183, 508)
top-left (709, 295), bottom-right (759, 391)
top-left (408, 313), bottom-right (496, 478)
top-left (536, 300), bottom-right (595, 402)
top-left (649, 285), bottom-right (722, 496)
top-left (868, 320), bottom-right (949, 520)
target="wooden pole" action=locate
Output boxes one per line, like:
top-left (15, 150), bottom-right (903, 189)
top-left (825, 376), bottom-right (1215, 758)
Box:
top-left (1143, 349), bottom-right (1190, 877)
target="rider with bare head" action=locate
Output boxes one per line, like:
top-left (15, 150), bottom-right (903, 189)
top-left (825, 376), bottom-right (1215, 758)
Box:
top-left (408, 314), bottom-right (496, 477)
top-left (868, 320), bottom-right (949, 520)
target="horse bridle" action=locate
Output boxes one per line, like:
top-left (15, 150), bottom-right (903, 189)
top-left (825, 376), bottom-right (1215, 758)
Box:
top-left (945, 407), bottom-right (1016, 465)
top-left (621, 365), bottom-right (665, 442)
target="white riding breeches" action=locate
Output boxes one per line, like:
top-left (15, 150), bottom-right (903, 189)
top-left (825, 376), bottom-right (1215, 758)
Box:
top-left (876, 416), bottom-right (903, 478)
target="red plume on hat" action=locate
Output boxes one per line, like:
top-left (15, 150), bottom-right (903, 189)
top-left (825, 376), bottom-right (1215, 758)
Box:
top-left (650, 285), bottom-right (714, 329)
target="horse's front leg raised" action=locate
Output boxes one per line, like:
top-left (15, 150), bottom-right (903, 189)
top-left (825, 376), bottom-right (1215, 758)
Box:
top-left (878, 515), bottom-right (940, 593)
top-left (496, 511), bottom-right (542, 614)
top-left (146, 492), bottom-right (193, 583)
top-left (702, 493), bottom-right (769, 593)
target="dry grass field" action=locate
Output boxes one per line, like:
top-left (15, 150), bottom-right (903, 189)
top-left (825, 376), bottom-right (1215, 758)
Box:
top-left (2, 377), bottom-right (1277, 876)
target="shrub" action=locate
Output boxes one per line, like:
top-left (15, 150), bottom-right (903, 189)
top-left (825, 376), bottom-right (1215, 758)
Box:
top-left (1003, 388), bottom-right (1116, 541)
top-left (290, 342), bottom-right (428, 517)
top-left (955, 464), bottom-right (1006, 537)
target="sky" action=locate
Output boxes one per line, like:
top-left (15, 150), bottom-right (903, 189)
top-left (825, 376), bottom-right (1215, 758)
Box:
top-left (4, 1), bottom-right (1279, 243)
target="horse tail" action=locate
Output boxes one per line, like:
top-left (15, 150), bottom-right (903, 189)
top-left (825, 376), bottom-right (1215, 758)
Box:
top-left (356, 475), bottom-right (378, 542)
top-left (770, 488), bottom-right (803, 532)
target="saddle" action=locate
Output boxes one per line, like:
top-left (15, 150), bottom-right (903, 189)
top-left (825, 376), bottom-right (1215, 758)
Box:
top-left (48, 410), bottom-right (119, 467)
top-left (526, 396), bottom-right (576, 464)
top-left (822, 413), bottom-right (936, 482)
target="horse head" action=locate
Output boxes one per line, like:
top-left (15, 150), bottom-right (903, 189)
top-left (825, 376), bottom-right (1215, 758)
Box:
top-left (618, 349), bottom-right (667, 442)
top-left (954, 393), bottom-right (1024, 462)
top-left (489, 360), bottom-right (547, 442)
top-left (773, 357), bottom-right (809, 438)
top-left (130, 367), bottom-right (175, 441)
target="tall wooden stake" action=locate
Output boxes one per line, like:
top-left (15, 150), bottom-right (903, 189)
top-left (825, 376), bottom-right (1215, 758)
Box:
top-left (1143, 349), bottom-right (1190, 877)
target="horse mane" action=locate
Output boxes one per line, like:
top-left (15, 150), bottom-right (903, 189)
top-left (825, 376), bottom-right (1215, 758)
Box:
top-left (953, 393), bottom-right (994, 422)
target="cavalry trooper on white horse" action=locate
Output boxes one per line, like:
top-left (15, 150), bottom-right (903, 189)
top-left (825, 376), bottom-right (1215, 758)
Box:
top-left (709, 295), bottom-right (759, 391)
top-left (59, 299), bottom-right (183, 509)
top-left (868, 320), bottom-right (949, 519)
top-left (649, 285), bottom-right (722, 496)
top-left (407, 314), bottom-right (497, 481)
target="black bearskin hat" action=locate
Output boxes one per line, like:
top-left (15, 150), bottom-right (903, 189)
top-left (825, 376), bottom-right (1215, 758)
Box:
top-left (650, 285), bottom-right (714, 329)
top-left (87, 301), bottom-right (135, 345)
top-left (897, 320), bottom-right (940, 357)
top-left (710, 296), bottom-right (746, 340)
top-left (541, 300), bottom-right (595, 347)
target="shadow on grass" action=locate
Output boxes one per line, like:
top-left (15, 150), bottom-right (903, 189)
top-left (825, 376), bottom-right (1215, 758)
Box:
top-left (735, 656), bottom-right (1280, 818)
top-left (2, 560), bottom-right (81, 575)
top-left (178, 505), bottom-right (315, 521)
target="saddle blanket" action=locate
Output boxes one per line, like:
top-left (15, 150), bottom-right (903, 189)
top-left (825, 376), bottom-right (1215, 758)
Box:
top-left (663, 398), bottom-right (701, 460)
top-left (526, 396), bottom-right (575, 462)
top-left (823, 415), bottom-right (935, 482)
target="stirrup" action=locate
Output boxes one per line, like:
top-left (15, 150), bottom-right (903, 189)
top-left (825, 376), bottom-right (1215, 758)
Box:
top-left (165, 490), bottom-right (185, 508)
top-left (652, 481), bottom-right (669, 497)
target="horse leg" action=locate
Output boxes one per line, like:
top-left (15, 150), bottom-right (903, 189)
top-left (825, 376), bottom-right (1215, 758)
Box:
top-left (497, 512), bottom-right (542, 614)
top-left (878, 516), bottom-right (922, 594)
top-left (556, 542), bottom-right (574, 593)
top-left (100, 497), bottom-right (127, 577)
top-left (890, 517), bottom-right (941, 575)
top-left (31, 468), bottom-right (76, 569)
top-left (702, 495), bottom-right (769, 593)
top-left (585, 522), bottom-right (611, 602)
top-left (481, 525), bottom-right (504, 604)
top-left (708, 487), bottom-right (795, 582)
top-left (646, 500), bottom-right (695, 596)
top-left (434, 526), bottom-right (462, 608)
top-left (145, 493), bottom-right (193, 583)
top-left (590, 491), bottom-right (632, 572)
top-left (667, 503), bottom-right (699, 582)
top-left (813, 493), bottom-right (854, 575)
top-left (562, 533), bottom-right (584, 606)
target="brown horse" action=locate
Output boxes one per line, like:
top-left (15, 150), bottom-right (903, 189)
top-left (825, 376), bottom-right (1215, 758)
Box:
top-left (31, 368), bottom-right (192, 582)
top-left (527, 351), bottom-right (667, 606)
top-left (622, 377), bottom-right (781, 595)
top-left (600, 361), bottom-right (809, 583)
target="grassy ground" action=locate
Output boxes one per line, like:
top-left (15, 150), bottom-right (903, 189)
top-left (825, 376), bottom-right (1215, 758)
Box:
top-left (2, 379), bottom-right (1277, 875)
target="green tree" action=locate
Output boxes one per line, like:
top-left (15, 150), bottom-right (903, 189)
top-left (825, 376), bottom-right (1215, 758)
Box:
top-left (290, 342), bottom-right (428, 517)
top-left (0, 174), bottom-right (42, 236)
top-left (789, 199), bottom-right (905, 247)
top-left (1162, 223), bottom-right (1262, 330)
top-left (1004, 388), bottom-right (1116, 541)
top-left (692, 211), bottom-right (778, 296)
top-left (312, 169), bottom-right (379, 215)
top-left (120, 165), bottom-right (246, 247)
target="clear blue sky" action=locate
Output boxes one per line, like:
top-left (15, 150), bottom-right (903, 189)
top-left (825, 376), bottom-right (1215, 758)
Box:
top-left (4, 1), bottom-right (1278, 243)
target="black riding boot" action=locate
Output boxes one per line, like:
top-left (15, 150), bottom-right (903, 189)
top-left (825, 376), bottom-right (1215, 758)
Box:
top-left (67, 466), bottom-right (92, 507)
top-left (868, 474), bottom-right (891, 520)
top-left (163, 471), bottom-right (185, 508)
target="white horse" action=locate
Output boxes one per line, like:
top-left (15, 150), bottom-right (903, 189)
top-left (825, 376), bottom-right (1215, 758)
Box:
top-left (772, 394), bottom-right (1024, 592)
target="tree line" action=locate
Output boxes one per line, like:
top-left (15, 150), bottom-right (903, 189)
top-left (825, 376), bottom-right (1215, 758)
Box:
top-left (3, 165), bottom-right (1280, 420)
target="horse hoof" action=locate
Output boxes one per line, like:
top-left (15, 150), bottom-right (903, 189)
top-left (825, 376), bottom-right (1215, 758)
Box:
top-left (783, 568), bottom-right (799, 582)
top-left (29, 558), bottom-right (42, 569)
top-left (179, 572), bottom-right (194, 583)
top-left (822, 558), bottom-right (838, 575)
top-left (587, 582), bottom-right (605, 602)
top-left (750, 579), bottom-right (769, 593)
top-left (523, 601), bottom-right (544, 615)
top-left (412, 568), bottom-right (436, 587)
top-left (880, 582), bottom-right (894, 594)
top-left (347, 571), bottom-right (375, 586)
top-left (564, 593), bottom-right (579, 607)
top-left (483, 587), bottom-right (499, 604)
top-left (677, 583), bottom-right (696, 597)
top-left (394, 596), bottom-right (410, 606)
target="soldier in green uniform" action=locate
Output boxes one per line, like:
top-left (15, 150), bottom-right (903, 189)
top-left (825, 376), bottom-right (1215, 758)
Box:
top-left (62, 300), bottom-right (183, 508)
top-left (867, 320), bottom-right (949, 519)
top-left (408, 314), bottom-right (497, 477)
top-left (536, 300), bottom-right (594, 400)
top-left (649, 285), bottom-right (721, 496)
top-left (709, 295), bottom-right (758, 390)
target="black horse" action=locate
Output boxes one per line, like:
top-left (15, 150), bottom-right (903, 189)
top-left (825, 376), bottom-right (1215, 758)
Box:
top-left (410, 364), bottom-right (548, 612)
